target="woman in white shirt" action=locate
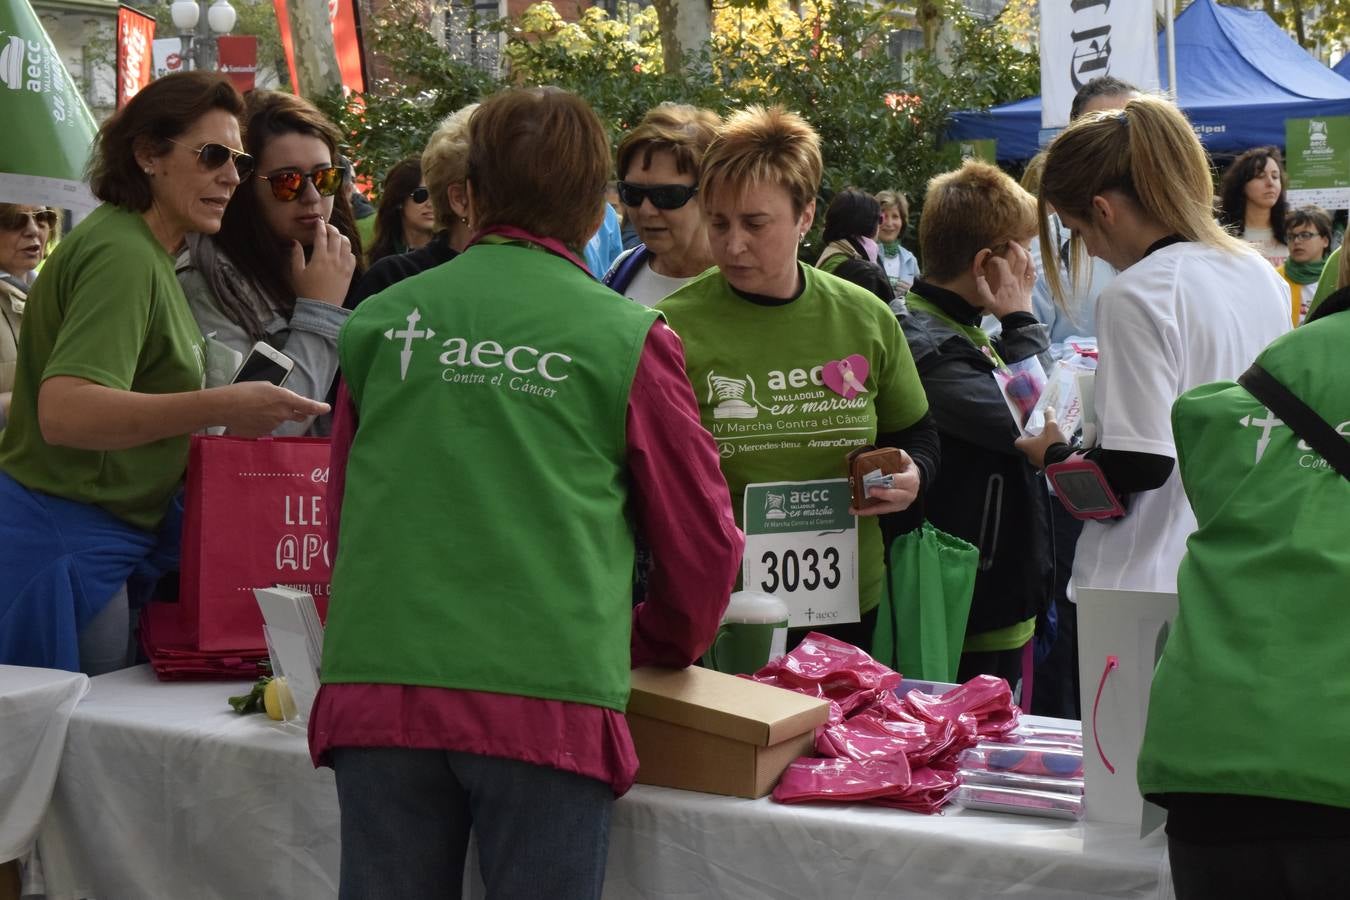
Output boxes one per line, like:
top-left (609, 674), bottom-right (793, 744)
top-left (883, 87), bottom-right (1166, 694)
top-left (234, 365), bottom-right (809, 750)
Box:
top-left (1218, 146), bottom-right (1289, 268)
top-left (1018, 97), bottom-right (1289, 595)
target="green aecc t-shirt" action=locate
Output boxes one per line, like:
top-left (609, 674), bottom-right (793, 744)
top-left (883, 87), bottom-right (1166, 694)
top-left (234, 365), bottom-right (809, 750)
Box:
top-left (0, 204), bottom-right (206, 532)
top-left (659, 265), bottom-right (928, 614)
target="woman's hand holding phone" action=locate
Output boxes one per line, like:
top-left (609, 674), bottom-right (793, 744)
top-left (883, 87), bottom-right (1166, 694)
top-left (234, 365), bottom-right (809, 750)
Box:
top-left (217, 381), bottom-right (330, 437)
top-left (290, 218), bottom-right (357, 306)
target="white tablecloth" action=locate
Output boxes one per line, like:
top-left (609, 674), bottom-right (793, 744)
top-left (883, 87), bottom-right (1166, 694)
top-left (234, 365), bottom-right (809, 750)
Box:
top-left (36, 667), bottom-right (1168, 900)
top-left (0, 666), bottom-right (89, 863)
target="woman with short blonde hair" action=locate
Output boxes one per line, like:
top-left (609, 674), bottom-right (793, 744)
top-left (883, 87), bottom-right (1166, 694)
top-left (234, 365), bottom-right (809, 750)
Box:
top-left (606, 103), bottom-right (721, 306)
top-left (660, 105), bottom-right (939, 653)
top-left (346, 103), bottom-right (479, 307)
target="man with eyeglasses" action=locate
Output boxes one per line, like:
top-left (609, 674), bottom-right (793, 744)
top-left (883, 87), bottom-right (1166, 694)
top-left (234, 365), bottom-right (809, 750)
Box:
top-left (1276, 206), bottom-right (1333, 326)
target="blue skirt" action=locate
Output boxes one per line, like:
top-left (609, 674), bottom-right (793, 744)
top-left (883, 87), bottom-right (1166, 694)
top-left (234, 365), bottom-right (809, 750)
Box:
top-left (0, 470), bottom-right (180, 671)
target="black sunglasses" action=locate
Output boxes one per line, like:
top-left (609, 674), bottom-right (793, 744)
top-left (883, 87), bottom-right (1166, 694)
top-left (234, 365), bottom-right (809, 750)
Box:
top-left (258, 166), bottom-right (345, 202)
top-left (408, 186), bottom-right (430, 204)
top-left (0, 207), bottom-right (58, 231)
top-left (617, 181), bottom-right (698, 210)
top-left (166, 138), bottom-right (256, 179)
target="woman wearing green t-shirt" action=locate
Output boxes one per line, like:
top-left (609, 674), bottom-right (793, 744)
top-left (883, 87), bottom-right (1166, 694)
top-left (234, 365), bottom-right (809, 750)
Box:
top-left (659, 106), bottom-right (939, 652)
top-left (0, 73), bottom-right (328, 674)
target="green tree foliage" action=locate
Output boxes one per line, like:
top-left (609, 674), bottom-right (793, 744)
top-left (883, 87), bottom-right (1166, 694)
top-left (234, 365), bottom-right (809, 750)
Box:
top-left (317, 0), bottom-right (1038, 243)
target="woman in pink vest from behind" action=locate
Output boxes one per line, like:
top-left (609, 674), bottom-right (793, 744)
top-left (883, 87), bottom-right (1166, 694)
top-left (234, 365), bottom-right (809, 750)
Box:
top-left (311, 87), bottom-right (743, 899)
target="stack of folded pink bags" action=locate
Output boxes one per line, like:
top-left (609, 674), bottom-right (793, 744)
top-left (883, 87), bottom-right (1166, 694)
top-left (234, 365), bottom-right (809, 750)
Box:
top-left (751, 633), bottom-right (1020, 814)
top-left (139, 601), bottom-right (267, 680)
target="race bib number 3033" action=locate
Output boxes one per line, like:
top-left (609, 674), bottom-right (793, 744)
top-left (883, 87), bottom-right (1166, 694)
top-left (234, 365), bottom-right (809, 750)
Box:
top-left (742, 479), bottom-right (859, 628)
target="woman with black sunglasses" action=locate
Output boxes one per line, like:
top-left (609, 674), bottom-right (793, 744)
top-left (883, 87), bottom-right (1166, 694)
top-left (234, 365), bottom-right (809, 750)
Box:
top-left (177, 90), bottom-right (363, 435)
top-left (365, 157), bottom-right (435, 266)
top-left (605, 103), bottom-right (721, 306)
top-left (0, 73), bottom-right (328, 674)
top-left (0, 204), bottom-right (58, 426)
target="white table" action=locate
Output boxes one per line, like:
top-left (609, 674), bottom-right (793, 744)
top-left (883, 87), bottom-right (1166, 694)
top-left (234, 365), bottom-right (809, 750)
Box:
top-left (36, 667), bottom-right (1169, 900)
top-left (0, 666), bottom-right (88, 864)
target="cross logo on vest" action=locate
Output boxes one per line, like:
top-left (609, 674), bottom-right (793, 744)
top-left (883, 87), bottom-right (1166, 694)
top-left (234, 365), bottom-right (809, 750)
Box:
top-left (384, 308), bottom-right (437, 381)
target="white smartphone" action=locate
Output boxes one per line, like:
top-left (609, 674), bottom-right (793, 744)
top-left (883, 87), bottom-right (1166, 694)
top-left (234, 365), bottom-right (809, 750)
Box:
top-left (231, 341), bottom-right (295, 387)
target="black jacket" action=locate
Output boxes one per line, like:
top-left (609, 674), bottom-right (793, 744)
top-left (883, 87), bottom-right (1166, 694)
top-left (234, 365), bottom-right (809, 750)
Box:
top-left (899, 281), bottom-right (1054, 636)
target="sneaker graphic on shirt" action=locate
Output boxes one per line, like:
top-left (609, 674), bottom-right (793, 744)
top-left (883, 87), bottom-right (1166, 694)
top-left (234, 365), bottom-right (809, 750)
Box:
top-left (707, 371), bottom-right (760, 419)
top-left (764, 491), bottom-right (788, 520)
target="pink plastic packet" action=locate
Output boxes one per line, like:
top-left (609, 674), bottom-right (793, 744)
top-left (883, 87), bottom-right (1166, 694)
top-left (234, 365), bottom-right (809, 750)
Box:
top-left (870, 764), bottom-right (962, 815)
top-left (772, 754), bottom-right (913, 804)
top-left (751, 633), bottom-right (901, 703)
top-left (815, 713), bottom-right (939, 762)
top-left (904, 675), bottom-right (1020, 736)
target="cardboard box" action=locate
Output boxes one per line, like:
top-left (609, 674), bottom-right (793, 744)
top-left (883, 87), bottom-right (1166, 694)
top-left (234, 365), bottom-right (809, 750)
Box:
top-left (627, 666), bottom-right (830, 799)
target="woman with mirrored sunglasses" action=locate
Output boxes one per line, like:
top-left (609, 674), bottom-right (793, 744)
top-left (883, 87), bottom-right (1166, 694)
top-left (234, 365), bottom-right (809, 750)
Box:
top-left (0, 204), bottom-right (59, 426)
top-left (0, 73), bottom-right (329, 675)
top-left (366, 157), bottom-right (436, 266)
top-left (177, 90), bottom-right (363, 436)
top-left (604, 103), bottom-right (721, 307)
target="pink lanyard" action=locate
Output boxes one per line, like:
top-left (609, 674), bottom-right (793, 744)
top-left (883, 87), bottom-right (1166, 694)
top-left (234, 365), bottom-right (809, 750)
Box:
top-left (469, 225), bottom-right (593, 277)
top-left (1091, 654), bottom-right (1120, 774)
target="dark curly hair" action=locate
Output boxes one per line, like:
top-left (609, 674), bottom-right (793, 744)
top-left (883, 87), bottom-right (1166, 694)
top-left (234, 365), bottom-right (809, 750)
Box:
top-left (1219, 147), bottom-right (1288, 245)
top-left (821, 189), bottom-right (880, 254)
top-left (367, 157), bottom-right (424, 266)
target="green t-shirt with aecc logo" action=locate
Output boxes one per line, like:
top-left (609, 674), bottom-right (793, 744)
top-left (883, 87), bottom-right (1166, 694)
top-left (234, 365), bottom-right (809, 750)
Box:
top-left (658, 265), bottom-right (929, 615)
top-left (0, 204), bottom-right (206, 532)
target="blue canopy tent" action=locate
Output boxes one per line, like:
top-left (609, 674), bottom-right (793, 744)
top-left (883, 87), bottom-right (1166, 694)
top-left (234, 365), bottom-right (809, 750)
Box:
top-left (1335, 53), bottom-right (1350, 81)
top-left (949, 0), bottom-right (1350, 160)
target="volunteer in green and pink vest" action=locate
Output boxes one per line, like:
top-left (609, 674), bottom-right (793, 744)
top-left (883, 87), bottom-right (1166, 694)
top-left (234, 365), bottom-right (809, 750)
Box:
top-left (0, 73), bottom-right (328, 675)
top-left (1137, 295), bottom-right (1350, 899)
top-left (310, 87), bottom-right (742, 900)
top-left (659, 105), bottom-right (939, 654)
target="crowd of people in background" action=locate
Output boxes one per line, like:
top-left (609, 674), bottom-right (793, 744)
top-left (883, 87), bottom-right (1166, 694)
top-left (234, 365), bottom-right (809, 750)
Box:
top-left (0, 67), bottom-right (1346, 899)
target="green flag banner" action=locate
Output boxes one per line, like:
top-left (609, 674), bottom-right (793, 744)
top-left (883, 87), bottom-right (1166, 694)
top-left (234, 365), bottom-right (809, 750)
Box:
top-left (1285, 115), bottom-right (1350, 211)
top-left (0, 0), bottom-right (98, 214)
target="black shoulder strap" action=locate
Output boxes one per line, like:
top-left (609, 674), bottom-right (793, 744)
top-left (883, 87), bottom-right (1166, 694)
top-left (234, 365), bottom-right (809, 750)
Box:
top-left (1238, 363), bottom-right (1350, 480)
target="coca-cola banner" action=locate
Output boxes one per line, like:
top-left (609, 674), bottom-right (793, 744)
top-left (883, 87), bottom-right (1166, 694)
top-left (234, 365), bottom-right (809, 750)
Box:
top-left (115, 5), bottom-right (155, 108)
top-left (215, 34), bottom-right (258, 93)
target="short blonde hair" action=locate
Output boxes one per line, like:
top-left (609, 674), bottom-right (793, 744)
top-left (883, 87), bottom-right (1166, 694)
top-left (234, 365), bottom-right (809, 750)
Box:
top-left (617, 103), bottom-right (720, 182)
top-left (919, 160), bottom-right (1037, 282)
top-left (699, 106), bottom-right (821, 216)
top-left (422, 103), bottom-right (478, 232)
top-left (1039, 96), bottom-right (1245, 304)
top-left (875, 190), bottom-right (909, 229)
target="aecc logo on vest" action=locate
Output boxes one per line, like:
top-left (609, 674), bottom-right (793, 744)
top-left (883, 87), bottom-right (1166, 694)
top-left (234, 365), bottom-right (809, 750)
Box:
top-left (383, 307), bottom-right (573, 399)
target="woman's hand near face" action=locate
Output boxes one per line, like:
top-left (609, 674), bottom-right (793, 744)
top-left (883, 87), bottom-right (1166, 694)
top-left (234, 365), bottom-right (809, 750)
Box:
top-left (976, 241), bottom-right (1035, 319)
top-left (289, 217), bottom-right (356, 306)
top-left (217, 380), bottom-right (330, 436)
top-left (850, 449), bottom-right (921, 517)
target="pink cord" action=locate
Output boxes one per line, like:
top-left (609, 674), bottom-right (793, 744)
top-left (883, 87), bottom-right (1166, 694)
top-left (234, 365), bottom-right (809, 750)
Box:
top-left (1091, 655), bottom-right (1119, 774)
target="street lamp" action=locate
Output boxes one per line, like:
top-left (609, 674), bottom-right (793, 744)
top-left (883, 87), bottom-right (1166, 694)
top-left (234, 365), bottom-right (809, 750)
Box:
top-left (170, 0), bottom-right (236, 71)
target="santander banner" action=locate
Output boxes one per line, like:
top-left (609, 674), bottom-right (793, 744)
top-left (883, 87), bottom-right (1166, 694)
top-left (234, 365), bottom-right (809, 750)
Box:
top-left (116, 6), bottom-right (156, 108)
top-left (216, 34), bottom-right (258, 93)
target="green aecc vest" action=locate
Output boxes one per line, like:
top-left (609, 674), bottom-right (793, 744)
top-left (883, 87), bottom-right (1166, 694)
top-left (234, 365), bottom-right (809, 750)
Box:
top-left (1137, 311), bottom-right (1350, 808)
top-left (322, 242), bottom-right (659, 711)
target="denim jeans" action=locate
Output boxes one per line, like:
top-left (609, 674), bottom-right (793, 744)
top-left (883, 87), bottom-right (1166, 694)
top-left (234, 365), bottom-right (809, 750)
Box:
top-left (332, 747), bottom-right (613, 900)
